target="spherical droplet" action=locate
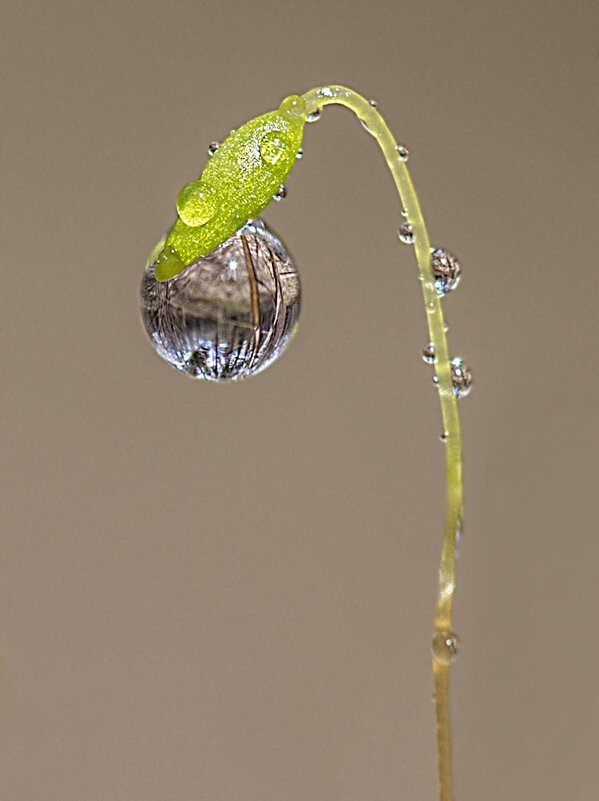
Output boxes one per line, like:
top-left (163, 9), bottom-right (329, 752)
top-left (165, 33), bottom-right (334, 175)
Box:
top-left (279, 94), bottom-right (306, 118)
top-left (141, 219), bottom-right (301, 381)
top-left (398, 220), bottom-right (414, 244)
top-left (431, 247), bottom-right (461, 296)
top-left (207, 141), bottom-right (220, 156)
top-left (439, 431), bottom-right (449, 443)
top-left (422, 342), bottom-right (435, 364)
top-left (273, 184), bottom-right (287, 201)
top-left (450, 357), bottom-right (473, 398)
top-left (260, 131), bottom-right (290, 165)
top-left (296, 147), bottom-right (304, 159)
top-left (395, 144), bottom-right (409, 161)
top-left (368, 98), bottom-right (378, 107)
top-left (432, 630), bottom-right (460, 664)
top-left (306, 107), bottom-right (322, 123)
top-left (177, 181), bottom-right (219, 227)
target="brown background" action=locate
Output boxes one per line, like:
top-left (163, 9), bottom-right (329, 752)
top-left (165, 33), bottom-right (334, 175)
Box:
top-left (2, 1), bottom-right (598, 799)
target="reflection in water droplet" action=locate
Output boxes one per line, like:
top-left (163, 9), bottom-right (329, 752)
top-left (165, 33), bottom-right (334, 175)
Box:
top-left (395, 144), bottom-right (409, 161)
top-left (177, 181), bottom-right (219, 227)
top-left (273, 185), bottom-right (287, 201)
top-left (398, 221), bottom-right (414, 244)
top-left (422, 342), bottom-right (435, 364)
top-left (306, 108), bottom-right (322, 122)
top-left (260, 131), bottom-right (290, 165)
top-left (431, 248), bottom-right (461, 296)
top-left (208, 141), bottom-right (220, 156)
top-left (450, 357), bottom-right (473, 398)
top-left (141, 219), bottom-right (301, 381)
top-left (432, 630), bottom-right (460, 664)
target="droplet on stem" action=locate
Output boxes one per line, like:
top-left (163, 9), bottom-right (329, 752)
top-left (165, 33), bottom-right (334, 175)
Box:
top-left (273, 184), bottom-right (287, 201)
top-left (207, 141), bottom-right (220, 156)
top-left (450, 357), bottom-right (473, 398)
top-left (398, 220), bottom-right (414, 244)
top-left (431, 248), bottom-right (461, 296)
top-left (432, 630), bottom-right (460, 664)
top-left (306, 107), bottom-right (322, 123)
top-left (395, 144), bottom-right (409, 161)
top-left (422, 342), bottom-right (435, 364)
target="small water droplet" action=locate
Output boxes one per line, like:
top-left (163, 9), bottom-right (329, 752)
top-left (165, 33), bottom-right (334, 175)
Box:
top-left (273, 184), bottom-right (287, 201)
top-left (395, 144), bottom-right (409, 161)
top-left (431, 248), bottom-right (461, 295)
top-left (398, 220), bottom-right (414, 244)
top-left (432, 374), bottom-right (439, 385)
top-left (432, 630), bottom-right (460, 664)
top-left (450, 357), bottom-right (473, 398)
top-left (295, 147), bottom-right (303, 159)
top-left (306, 107), bottom-right (322, 123)
top-left (400, 207), bottom-right (409, 218)
top-left (422, 342), bottom-right (435, 364)
top-left (208, 141), bottom-right (220, 156)
top-left (369, 98), bottom-right (378, 107)
top-left (439, 431), bottom-right (449, 443)
top-left (360, 118), bottom-right (374, 134)
top-left (260, 132), bottom-right (290, 166)
top-left (177, 181), bottom-right (219, 227)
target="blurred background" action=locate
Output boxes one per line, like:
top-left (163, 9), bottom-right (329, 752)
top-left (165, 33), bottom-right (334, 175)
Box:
top-left (1, 1), bottom-right (597, 799)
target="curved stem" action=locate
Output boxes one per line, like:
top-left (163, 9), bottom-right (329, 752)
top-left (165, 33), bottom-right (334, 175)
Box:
top-left (301, 86), bottom-right (463, 801)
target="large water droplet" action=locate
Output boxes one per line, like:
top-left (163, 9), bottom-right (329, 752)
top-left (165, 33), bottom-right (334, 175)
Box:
top-left (208, 141), bottom-right (220, 156)
top-left (398, 220), bottom-right (414, 244)
top-left (395, 144), bottom-right (409, 161)
top-left (141, 219), bottom-right (301, 381)
top-left (177, 181), bottom-right (219, 227)
top-left (306, 107), bottom-right (322, 123)
top-left (260, 131), bottom-right (290, 165)
top-left (432, 630), bottom-right (460, 664)
top-left (431, 248), bottom-right (461, 295)
top-left (450, 357), bottom-right (473, 398)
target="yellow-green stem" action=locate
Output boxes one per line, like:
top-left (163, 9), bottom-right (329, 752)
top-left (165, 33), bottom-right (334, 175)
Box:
top-left (301, 86), bottom-right (463, 801)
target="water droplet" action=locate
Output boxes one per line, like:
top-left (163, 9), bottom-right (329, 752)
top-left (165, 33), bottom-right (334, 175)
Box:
top-left (295, 147), bottom-right (303, 159)
top-left (306, 107), bottom-right (322, 123)
top-left (208, 141), bottom-right (220, 156)
top-left (395, 144), bottom-right (409, 161)
top-left (153, 245), bottom-right (186, 282)
top-left (422, 342), bottom-right (435, 364)
top-left (432, 630), bottom-right (460, 664)
top-left (260, 131), bottom-right (290, 165)
top-left (177, 181), bottom-right (219, 227)
top-left (401, 207), bottom-right (409, 218)
top-left (431, 248), bottom-right (461, 295)
top-left (141, 219), bottom-right (301, 381)
top-left (432, 374), bottom-right (440, 385)
top-left (439, 431), bottom-right (449, 443)
top-left (398, 220), bottom-right (414, 244)
top-left (368, 98), bottom-right (378, 107)
top-left (273, 185), bottom-right (287, 201)
top-left (360, 118), bottom-right (374, 134)
top-left (450, 357), bottom-right (473, 398)
top-left (279, 94), bottom-right (306, 118)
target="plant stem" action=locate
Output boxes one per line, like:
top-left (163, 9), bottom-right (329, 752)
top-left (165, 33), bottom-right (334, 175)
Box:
top-left (301, 85), bottom-right (463, 801)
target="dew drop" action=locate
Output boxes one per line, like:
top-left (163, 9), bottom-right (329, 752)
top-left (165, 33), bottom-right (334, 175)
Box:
top-left (153, 245), bottom-right (186, 282)
top-left (450, 357), bottom-right (473, 398)
top-left (207, 141), bottom-right (220, 156)
top-left (141, 219), bottom-right (301, 381)
top-left (398, 220), bottom-right (414, 244)
top-left (439, 431), bottom-right (449, 443)
top-left (368, 98), bottom-right (378, 107)
top-left (401, 207), bottom-right (409, 218)
top-left (422, 342), bottom-right (435, 364)
top-left (177, 181), bottom-right (219, 227)
top-left (260, 131), bottom-right (290, 165)
top-left (431, 248), bottom-right (461, 296)
top-left (360, 118), bottom-right (374, 134)
top-left (273, 184), bottom-right (287, 201)
top-left (395, 144), bottom-right (409, 161)
top-left (432, 630), bottom-right (460, 664)
top-left (296, 147), bottom-right (303, 159)
top-left (306, 107), bottom-right (322, 123)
